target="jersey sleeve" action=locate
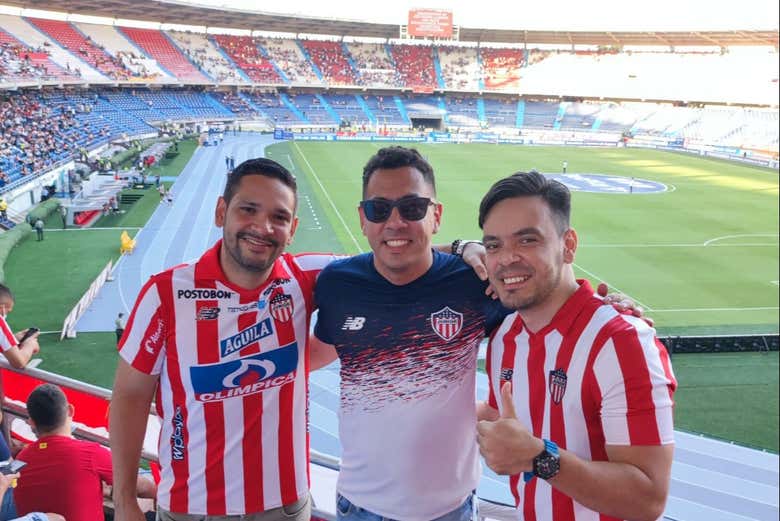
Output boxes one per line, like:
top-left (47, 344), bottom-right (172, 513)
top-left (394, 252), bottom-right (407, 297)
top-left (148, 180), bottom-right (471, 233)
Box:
top-left (593, 317), bottom-right (677, 446)
top-left (312, 264), bottom-right (339, 345)
top-left (292, 253), bottom-right (343, 289)
top-left (90, 442), bottom-right (114, 485)
top-left (0, 315), bottom-right (18, 352)
top-left (118, 275), bottom-right (168, 375)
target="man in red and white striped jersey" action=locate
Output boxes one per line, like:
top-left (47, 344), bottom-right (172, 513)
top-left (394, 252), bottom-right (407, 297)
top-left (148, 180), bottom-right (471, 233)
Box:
top-left (110, 159), bottom-right (335, 521)
top-left (475, 171), bottom-right (676, 521)
top-left (0, 284), bottom-right (41, 370)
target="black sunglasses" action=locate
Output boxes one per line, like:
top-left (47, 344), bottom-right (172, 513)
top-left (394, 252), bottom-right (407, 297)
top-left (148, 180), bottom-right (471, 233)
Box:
top-left (360, 196), bottom-right (435, 223)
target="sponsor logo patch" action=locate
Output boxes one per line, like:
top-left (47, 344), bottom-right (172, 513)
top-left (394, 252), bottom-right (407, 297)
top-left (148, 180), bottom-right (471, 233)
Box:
top-left (177, 289), bottom-right (233, 300)
top-left (500, 367), bottom-right (514, 381)
top-left (144, 318), bottom-right (165, 355)
top-left (171, 406), bottom-right (185, 460)
top-left (430, 306), bottom-right (463, 341)
top-left (220, 318), bottom-right (273, 357)
top-left (190, 343), bottom-right (298, 402)
top-left (341, 316), bottom-right (366, 331)
top-left (196, 306), bottom-right (220, 321)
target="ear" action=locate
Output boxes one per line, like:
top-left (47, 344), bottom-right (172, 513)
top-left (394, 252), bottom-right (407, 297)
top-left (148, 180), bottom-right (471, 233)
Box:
top-left (68, 403), bottom-right (75, 418)
top-left (563, 228), bottom-right (578, 264)
top-left (431, 202), bottom-right (443, 234)
top-left (286, 216), bottom-right (299, 246)
top-left (358, 204), bottom-right (368, 236)
top-left (215, 196), bottom-right (226, 227)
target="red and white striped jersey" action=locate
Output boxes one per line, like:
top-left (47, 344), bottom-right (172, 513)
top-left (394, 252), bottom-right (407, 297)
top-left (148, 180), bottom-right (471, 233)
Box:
top-left (0, 315), bottom-right (17, 352)
top-left (486, 280), bottom-right (676, 521)
top-left (118, 241), bottom-right (335, 515)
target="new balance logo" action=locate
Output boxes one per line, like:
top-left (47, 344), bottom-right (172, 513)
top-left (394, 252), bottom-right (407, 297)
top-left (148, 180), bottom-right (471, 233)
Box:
top-left (341, 316), bottom-right (366, 330)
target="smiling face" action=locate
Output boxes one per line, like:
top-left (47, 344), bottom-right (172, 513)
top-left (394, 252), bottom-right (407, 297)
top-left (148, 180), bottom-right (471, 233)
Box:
top-left (215, 174), bottom-right (298, 289)
top-left (482, 195), bottom-right (578, 328)
top-left (359, 166), bottom-right (442, 286)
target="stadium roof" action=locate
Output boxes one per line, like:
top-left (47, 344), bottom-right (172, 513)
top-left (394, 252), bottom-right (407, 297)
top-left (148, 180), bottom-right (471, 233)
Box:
top-left (4, 0), bottom-right (779, 47)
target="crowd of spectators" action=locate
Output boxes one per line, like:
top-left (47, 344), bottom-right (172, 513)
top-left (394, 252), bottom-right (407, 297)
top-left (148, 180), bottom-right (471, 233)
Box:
top-left (0, 93), bottom-right (110, 186)
top-left (438, 46), bottom-right (480, 90)
top-left (0, 33), bottom-right (76, 83)
top-left (346, 43), bottom-right (404, 87)
top-left (256, 38), bottom-right (319, 84)
top-left (211, 35), bottom-right (281, 84)
top-left (301, 40), bottom-right (357, 85)
top-left (390, 45), bottom-right (436, 89)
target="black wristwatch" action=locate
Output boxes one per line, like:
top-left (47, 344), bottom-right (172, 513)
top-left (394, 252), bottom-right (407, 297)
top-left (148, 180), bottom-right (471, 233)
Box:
top-left (524, 439), bottom-right (560, 482)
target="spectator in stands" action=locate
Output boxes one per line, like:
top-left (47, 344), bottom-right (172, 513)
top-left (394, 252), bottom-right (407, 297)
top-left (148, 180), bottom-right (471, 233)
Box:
top-left (0, 199), bottom-right (7, 221)
top-left (13, 384), bottom-right (157, 520)
top-left (475, 171), bottom-right (675, 521)
top-left (0, 284), bottom-right (40, 370)
top-left (0, 472), bottom-right (64, 521)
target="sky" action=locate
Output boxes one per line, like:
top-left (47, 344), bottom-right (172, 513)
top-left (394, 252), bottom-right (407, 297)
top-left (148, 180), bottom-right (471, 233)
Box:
top-left (178, 0), bottom-right (779, 31)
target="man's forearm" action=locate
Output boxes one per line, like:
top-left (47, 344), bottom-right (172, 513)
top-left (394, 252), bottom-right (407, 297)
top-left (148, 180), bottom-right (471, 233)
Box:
top-left (548, 447), bottom-right (672, 521)
top-left (109, 392), bottom-right (151, 503)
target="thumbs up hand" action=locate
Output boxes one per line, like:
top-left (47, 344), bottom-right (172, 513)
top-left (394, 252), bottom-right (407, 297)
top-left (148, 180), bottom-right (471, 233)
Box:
top-left (476, 382), bottom-right (545, 475)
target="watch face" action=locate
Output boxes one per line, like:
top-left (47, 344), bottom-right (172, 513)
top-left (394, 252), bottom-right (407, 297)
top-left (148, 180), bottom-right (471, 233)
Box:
top-left (534, 451), bottom-right (560, 480)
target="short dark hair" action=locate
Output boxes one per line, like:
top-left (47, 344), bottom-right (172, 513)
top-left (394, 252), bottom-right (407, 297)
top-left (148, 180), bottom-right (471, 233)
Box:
top-left (479, 171), bottom-right (571, 234)
top-left (223, 158), bottom-right (297, 204)
top-left (0, 284), bottom-right (13, 302)
top-left (27, 384), bottom-right (68, 433)
top-left (362, 147), bottom-right (436, 198)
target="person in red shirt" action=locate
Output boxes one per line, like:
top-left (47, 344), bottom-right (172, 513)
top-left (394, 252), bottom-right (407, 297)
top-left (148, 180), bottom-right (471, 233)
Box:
top-left (13, 384), bottom-right (156, 520)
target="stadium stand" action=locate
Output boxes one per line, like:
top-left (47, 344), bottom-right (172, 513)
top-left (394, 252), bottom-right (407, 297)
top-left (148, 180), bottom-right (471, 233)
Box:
top-left (0, 14), bottom-right (103, 81)
top-left (321, 93), bottom-right (372, 126)
top-left (26, 18), bottom-right (132, 80)
top-left (0, 28), bottom-right (78, 82)
top-left (390, 44), bottom-right (437, 90)
top-left (438, 45), bottom-right (480, 90)
top-left (301, 39), bottom-right (359, 85)
top-left (480, 48), bottom-right (524, 91)
top-left (168, 31), bottom-right (247, 84)
top-left (73, 21), bottom-right (171, 80)
top-left (443, 95), bottom-right (481, 127)
top-left (346, 42), bottom-right (403, 87)
top-left (118, 26), bottom-right (210, 82)
top-left (210, 34), bottom-right (282, 84)
top-left (244, 91), bottom-right (305, 125)
top-left (257, 37), bottom-right (319, 84)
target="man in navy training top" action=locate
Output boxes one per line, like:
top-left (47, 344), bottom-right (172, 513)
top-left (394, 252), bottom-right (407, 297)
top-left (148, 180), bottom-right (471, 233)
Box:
top-left (310, 147), bottom-right (506, 521)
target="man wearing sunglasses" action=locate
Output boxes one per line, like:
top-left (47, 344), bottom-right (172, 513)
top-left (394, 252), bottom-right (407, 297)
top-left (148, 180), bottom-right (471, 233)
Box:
top-left (310, 146), bottom-right (507, 521)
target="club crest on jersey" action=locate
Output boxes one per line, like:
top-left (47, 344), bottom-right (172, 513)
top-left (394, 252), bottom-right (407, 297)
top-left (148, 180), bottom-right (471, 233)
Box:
top-left (549, 368), bottom-right (568, 404)
top-left (190, 342), bottom-right (298, 402)
top-left (220, 318), bottom-right (274, 357)
top-left (430, 306), bottom-right (463, 341)
top-left (270, 293), bottom-right (293, 322)
top-left (196, 306), bottom-right (220, 321)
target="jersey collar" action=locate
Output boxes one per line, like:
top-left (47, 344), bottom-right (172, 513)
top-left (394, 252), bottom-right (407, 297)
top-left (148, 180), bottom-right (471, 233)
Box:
top-left (197, 240), bottom-right (289, 296)
top-left (521, 279), bottom-right (595, 338)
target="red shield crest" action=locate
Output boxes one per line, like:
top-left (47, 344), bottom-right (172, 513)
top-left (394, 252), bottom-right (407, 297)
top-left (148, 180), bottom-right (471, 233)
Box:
top-left (548, 368), bottom-right (567, 404)
top-left (430, 306), bottom-right (463, 341)
top-left (270, 293), bottom-right (293, 322)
